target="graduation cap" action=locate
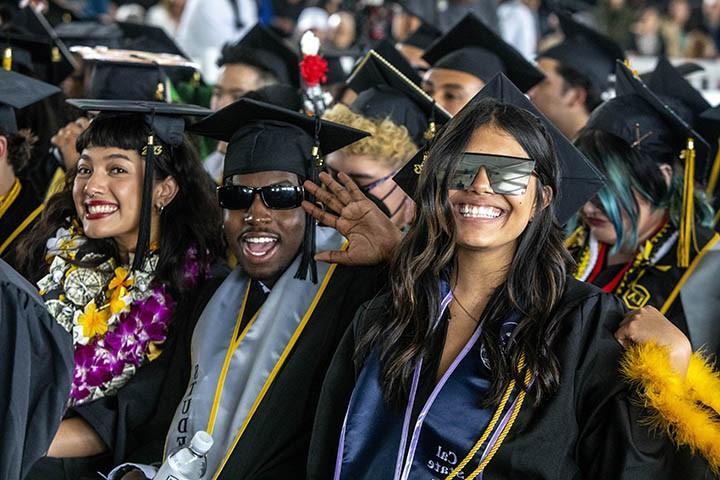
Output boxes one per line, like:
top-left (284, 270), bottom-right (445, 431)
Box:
top-left (2, 6), bottom-right (78, 83)
top-left (73, 47), bottom-right (199, 101)
top-left (54, 22), bottom-right (123, 48)
top-left (346, 49), bottom-right (451, 145)
top-left (0, 26), bottom-right (75, 83)
top-left (587, 60), bottom-right (709, 266)
top-left (639, 60), bottom-right (703, 84)
top-left (0, 68), bottom-right (60, 132)
top-left (644, 57), bottom-right (709, 121)
top-left (393, 2), bottom-right (442, 50)
top-left (539, 10), bottom-right (624, 93)
top-left (67, 98), bottom-right (211, 271)
top-left (372, 39), bottom-right (422, 86)
top-left (395, 73), bottom-right (605, 224)
top-left (217, 24), bottom-right (300, 88)
top-left (190, 95), bottom-right (369, 282)
top-left (116, 22), bottom-right (188, 58)
top-left (422, 13), bottom-right (544, 93)
top-left (402, 22), bottom-right (442, 51)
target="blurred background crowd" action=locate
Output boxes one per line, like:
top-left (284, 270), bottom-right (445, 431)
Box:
top-left (16, 0), bottom-right (720, 86)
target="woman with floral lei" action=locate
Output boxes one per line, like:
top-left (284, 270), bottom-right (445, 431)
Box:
top-left (567, 63), bottom-right (720, 356)
top-left (18, 100), bottom-right (225, 480)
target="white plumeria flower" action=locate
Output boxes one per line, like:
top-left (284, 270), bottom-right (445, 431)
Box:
top-left (301, 31), bottom-right (321, 56)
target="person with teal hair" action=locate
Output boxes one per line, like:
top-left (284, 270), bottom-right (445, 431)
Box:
top-left (566, 62), bottom-right (720, 356)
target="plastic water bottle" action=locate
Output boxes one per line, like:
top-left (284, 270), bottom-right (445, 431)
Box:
top-left (154, 431), bottom-right (214, 480)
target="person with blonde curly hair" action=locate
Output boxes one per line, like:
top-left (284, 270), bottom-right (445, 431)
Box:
top-left (324, 51), bottom-right (452, 229)
top-left (323, 103), bottom-right (418, 228)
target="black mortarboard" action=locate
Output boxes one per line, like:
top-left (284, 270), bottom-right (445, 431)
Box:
top-left (393, 2), bottom-right (442, 50)
top-left (372, 39), bottom-right (422, 86)
top-left (74, 47), bottom-right (199, 101)
top-left (3, 6), bottom-right (77, 83)
top-left (402, 22), bottom-right (442, 50)
top-left (347, 49), bottom-right (451, 145)
top-left (539, 10), bottom-right (624, 92)
top-left (217, 24), bottom-right (300, 88)
top-left (0, 26), bottom-right (75, 83)
top-left (0, 68), bottom-right (60, 132)
top-left (116, 22), bottom-right (187, 57)
top-left (190, 96), bottom-right (369, 282)
top-left (67, 98), bottom-right (211, 271)
top-left (587, 61), bottom-right (708, 266)
top-left (54, 22), bottom-right (123, 48)
top-left (644, 57), bottom-right (711, 135)
top-left (422, 13), bottom-right (545, 93)
top-left (395, 73), bottom-right (605, 224)
top-left (587, 61), bottom-right (709, 181)
top-left (639, 60), bottom-right (703, 84)
top-left (241, 84), bottom-right (304, 112)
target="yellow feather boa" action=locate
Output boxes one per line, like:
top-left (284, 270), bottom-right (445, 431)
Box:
top-left (620, 342), bottom-right (720, 472)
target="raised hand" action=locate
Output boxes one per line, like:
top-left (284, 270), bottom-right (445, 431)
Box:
top-left (302, 171), bottom-right (403, 266)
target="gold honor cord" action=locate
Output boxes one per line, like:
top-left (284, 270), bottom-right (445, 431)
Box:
top-left (0, 204), bottom-right (44, 255)
top-left (706, 140), bottom-right (720, 196)
top-left (445, 356), bottom-right (530, 480)
top-left (0, 179), bottom-right (21, 219)
top-left (660, 233), bottom-right (720, 314)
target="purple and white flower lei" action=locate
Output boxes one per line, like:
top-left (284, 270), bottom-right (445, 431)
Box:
top-left (65, 249), bottom-right (203, 406)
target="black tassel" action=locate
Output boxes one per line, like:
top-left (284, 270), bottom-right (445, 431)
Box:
top-left (294, 117), bottom-right (322, 283)
top-left (132, 133), bottom-right (156, 271)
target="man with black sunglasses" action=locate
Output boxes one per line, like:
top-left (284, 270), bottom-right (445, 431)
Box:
top-left (109, 86), bottom-right (388, 480)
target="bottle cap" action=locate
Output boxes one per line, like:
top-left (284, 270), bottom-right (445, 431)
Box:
top-left (190, 431), bottom-right (214, 455)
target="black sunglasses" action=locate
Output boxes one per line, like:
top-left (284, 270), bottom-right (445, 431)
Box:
top-left (217, 184), bottom-right (305, 210)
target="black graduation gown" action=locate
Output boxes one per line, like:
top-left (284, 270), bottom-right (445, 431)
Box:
top-left (25, 265), bottom-right (231, 480)
top-left (0, 259), bottom-right (73, 480)
top-left (567, 224), bottom-right (720, 355)
top-left (0, 178), bottom-right (43, 273)
top-left (123, 263), bottom-right (386, 480)
top-left (308, 277), bottom-right (713, 480)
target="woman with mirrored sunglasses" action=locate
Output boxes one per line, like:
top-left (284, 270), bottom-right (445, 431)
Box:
top-left (307, 79), bottom-right (705, 479)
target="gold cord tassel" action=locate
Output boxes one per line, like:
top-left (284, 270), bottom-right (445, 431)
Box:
top-left (706, 140), bottom-right (720, 196)
top-left (3, 47), bottom-right (12, 71)
top-left (678, 138), bottom-right (696, 268)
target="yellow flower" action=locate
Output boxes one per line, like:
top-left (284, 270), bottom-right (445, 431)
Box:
top-left (78, 301), bottom-right (109, 339)
top-left (108, 267), bottom-right (134, 291)
top-left (109, 286), bottom-right (130, 315)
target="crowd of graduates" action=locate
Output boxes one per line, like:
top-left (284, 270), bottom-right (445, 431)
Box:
top-left (1, 1), bottom-right (720, 480)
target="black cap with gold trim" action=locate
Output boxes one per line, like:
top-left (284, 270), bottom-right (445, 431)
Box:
top-left (347, 49), bottom-right (451, 145)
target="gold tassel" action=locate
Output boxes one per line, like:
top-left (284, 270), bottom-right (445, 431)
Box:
top-left (51, 47), bottom-right (61, 63)
top-left (3, 47), bottom-right (12, 71)
top-left (706, 140), bottom-right (720, 196)
top-left (678, 138), bottom-right (696, 268)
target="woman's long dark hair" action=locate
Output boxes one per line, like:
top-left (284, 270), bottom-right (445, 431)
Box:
top-left (357, 97), bottom-right (574, 408)
top-left (18, 114), bottom-right (225, 298)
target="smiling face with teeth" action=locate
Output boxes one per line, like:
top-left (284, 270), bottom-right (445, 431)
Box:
top-left (73, 146), bottom-right (176, 258)
top-left (449, 125), bottom-right (551, 255)
top-left (223, 170), bottom-right (306, 286)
